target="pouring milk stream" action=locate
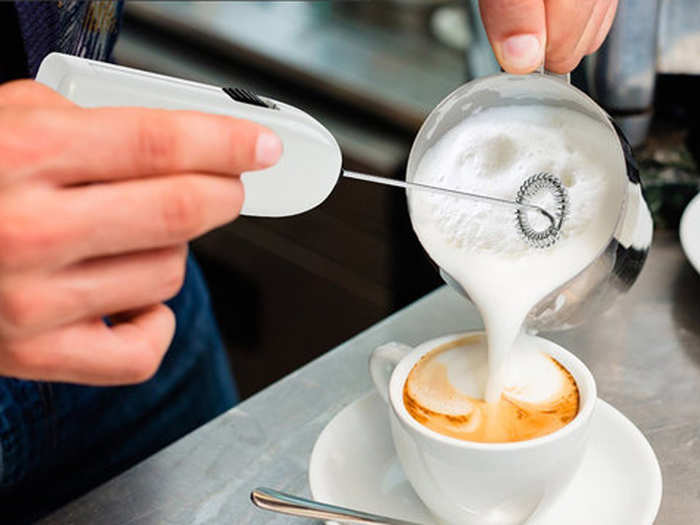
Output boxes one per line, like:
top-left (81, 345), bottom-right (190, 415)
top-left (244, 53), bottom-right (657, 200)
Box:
top-left (408, 104), bottom-right (625, 403)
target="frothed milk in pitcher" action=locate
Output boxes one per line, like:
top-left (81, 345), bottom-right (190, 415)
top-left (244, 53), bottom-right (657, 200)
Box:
top-left (408, 104), bottom-right (625, 403)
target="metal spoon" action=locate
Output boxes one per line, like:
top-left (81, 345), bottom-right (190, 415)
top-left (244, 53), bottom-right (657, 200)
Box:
top-left (251, 487), bottom-right (426, 525)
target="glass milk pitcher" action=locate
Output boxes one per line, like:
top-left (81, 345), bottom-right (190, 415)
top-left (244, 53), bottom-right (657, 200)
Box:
top-left (406, 72), bottom-right (653, 332)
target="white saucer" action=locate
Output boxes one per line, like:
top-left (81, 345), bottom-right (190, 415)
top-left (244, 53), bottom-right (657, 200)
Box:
top-left (309, 392), bottom-right (662, 525)
top-left (680, 192), bottom-right (700, 273)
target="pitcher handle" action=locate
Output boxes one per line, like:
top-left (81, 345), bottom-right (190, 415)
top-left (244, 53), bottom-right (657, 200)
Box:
top-left (536, 63), bottom-right (571, 84)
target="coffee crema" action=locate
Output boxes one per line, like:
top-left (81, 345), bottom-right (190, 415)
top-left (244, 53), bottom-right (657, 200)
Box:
top-left (403, 335), bottom-right (579, 444)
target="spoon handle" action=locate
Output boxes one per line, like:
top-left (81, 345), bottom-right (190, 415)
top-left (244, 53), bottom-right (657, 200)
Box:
top-left (250, 487), bottom-right (425, 525)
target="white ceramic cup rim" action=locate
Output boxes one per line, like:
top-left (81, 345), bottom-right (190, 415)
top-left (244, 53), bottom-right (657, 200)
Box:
top-left (388, 331), bottom-right (597, 451)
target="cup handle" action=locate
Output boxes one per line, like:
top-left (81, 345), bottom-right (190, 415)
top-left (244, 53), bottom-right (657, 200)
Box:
top-left (369, 342), bottom-right (413, 404)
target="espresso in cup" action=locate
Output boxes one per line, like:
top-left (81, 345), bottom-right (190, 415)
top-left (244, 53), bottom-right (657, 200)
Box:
top-left (403, 333), bottom-right (579, 443)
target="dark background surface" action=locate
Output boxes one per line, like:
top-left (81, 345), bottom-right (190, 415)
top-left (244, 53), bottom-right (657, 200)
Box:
top-left (114, 2), bottom-right (459, 399)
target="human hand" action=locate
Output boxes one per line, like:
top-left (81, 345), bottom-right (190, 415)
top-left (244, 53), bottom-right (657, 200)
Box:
top-left (479, 0), bottom-right (618, 74)
top-left (0, 80), bottom-right (282, 385)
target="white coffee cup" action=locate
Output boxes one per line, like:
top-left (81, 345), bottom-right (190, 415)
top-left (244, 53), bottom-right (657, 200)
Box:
top-left (369, 332), bottom-right (597, 525)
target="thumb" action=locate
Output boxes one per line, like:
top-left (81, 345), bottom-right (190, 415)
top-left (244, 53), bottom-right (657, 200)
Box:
top-left (479, 0), bottom-right (546, 74)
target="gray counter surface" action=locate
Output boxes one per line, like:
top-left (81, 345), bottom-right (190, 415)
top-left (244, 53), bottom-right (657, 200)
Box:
top-left (44, 231), bottom-right (700, 524)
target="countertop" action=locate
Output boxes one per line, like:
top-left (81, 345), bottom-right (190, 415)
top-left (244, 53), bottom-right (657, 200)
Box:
top-left (43, 231), bottom-right (700, 524)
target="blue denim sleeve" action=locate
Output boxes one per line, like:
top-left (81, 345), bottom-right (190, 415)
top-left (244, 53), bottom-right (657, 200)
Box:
top-left (0, 253), bottom-right (238, 521)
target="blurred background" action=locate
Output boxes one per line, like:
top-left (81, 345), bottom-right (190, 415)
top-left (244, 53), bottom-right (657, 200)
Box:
top-left (113, 0), bottom-right (699, 400)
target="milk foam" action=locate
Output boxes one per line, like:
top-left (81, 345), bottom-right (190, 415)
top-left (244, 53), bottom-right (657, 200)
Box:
top-left (409, 105), bottom-right (624, 402)
top-left (412, 334), bottom-right (567, 410)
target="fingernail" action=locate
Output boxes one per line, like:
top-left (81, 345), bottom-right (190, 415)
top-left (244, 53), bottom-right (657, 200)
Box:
top-left (501, 34), bottom-right (542, 72)
top-left (255, 131), bottom-right (283, 167)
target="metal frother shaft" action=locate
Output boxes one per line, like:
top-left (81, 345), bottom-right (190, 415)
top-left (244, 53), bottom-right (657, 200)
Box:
top-left (343, 170), bottom-right (568, 248)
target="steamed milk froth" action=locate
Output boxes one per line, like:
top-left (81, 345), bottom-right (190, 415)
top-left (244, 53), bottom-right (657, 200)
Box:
top-left (403, 334), bottom-right (579, 443)
top-left (409, 105), bottom-right (624, 403)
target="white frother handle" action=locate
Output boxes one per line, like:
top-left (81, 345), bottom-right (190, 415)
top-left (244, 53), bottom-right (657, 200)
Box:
top-left (35, 53), bottom-right (343, 218)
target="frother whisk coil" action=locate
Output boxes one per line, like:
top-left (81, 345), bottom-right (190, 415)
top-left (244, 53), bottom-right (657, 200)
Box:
top-left (515, 172), bottom-right (568, 248)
